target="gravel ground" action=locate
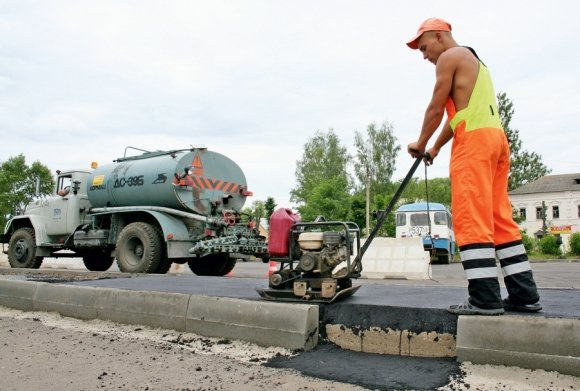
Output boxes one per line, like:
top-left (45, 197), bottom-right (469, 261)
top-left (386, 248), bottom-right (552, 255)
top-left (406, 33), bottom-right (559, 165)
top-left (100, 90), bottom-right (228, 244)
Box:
top-left (0, 306), bottom-right (364, 391)
top-left (1, 306), bottom-right (578, 391)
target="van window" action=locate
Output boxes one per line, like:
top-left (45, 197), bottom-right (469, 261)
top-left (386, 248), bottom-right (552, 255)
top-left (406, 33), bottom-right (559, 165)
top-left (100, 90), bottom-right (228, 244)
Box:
top-left (434, 212), bottom-right (447, 225)
top-left (410, 213), bottom-right (429, 226)
top-left (396, 213), bottom-right (406, 227)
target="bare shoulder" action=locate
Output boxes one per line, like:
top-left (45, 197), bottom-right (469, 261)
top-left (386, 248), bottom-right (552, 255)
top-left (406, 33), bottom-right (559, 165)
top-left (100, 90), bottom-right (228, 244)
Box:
top-left (436, 47), bottom-right (478, 78)
top-left (439, 46), bottom-right (472, 64)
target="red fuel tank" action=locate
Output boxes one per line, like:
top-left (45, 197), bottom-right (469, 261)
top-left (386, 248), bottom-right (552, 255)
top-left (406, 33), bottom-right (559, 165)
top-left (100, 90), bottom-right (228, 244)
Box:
top-left (267, 208), bottom-right (300, 257)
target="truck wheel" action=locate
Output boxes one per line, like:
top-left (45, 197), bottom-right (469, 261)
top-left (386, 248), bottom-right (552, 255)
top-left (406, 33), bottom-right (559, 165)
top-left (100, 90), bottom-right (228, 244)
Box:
top-left (8, 228), bottom-right (44, 269)
top-left (188, 253), bottom-right (233, 276)
top-left (153, 257), bottom-right (172, 274)
top-left (219, 257), bottom-right (237, 276)
top-left (151, 227), bottom-right (171, 274)
top-left (82, 251), bottom-right (114, 271)
top-left (116, 222), bottom-right (162, 273)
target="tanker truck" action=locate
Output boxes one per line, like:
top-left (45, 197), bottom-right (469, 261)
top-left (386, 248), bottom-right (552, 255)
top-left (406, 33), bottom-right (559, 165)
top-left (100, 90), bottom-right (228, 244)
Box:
top-left (0, 146), bottom-right (268, 275)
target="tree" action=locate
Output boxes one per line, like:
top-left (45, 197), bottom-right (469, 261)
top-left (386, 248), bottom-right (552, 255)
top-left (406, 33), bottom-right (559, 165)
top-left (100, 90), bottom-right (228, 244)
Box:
top-left (296, 176), bottom-right (352, 222)
top-left (372, 192), bottom-right (397, 237)
top-left (241, 199), bottom-right (265, 222)
top-left (353, 121), bottom-right (401, 236)
top-left (264, 197), bottom-right (277, 222)
top-left (400, 177), bottom-right (452, 207)
top-left (290, 129), bottom-right (351, 220)
top-left (497, 92), bottom-right (551, 190)
top-left (0, 155), bottom-right (54, 230)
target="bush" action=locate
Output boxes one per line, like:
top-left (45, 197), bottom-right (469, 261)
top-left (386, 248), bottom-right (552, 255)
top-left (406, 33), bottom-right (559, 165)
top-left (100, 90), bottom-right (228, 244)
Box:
top-left (569, 232), bottom-right (580, 256)
top-left (538, 235), bottom-right (562, 256)
top-left (521, 231), bottom-right (536, 253)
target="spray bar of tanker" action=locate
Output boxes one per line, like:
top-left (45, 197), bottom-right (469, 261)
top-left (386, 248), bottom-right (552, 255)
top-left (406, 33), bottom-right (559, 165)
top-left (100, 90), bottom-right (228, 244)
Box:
top-left (89, 206), bottom-right (226, 226)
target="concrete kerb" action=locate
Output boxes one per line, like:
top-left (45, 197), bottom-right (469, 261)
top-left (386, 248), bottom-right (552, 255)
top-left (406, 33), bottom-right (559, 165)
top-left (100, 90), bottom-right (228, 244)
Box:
top-left (457, 314), bottom-right (580, 377)
top-left (0, 280), bottom-right (319, 351)
top-left (35, 283), bottom-right (101, 320)
top-left (0, 278), bottom-right (37, 311)
top-left (186, 296), bottom-right (318, 351)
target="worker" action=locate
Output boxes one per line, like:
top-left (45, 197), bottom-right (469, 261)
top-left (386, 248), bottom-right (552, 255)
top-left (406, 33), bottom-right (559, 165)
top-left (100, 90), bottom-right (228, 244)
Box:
top-left (58, 186), bottom-right (70, 197)
top-left (406, 18), bottom-right (541, 315)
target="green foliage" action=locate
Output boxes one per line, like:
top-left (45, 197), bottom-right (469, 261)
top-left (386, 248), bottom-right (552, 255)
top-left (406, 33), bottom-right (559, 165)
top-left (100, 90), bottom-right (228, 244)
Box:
top-left (349, 192), bottom-right (366, 233)
top-left (0, 154), bottom-right (54, 230)
top-left (241, 200), bottom-right (265, 223)
top-left (512, 207), bottom-right (524, 225)
top-left (520, 230), bottom-right (536, 253)
top-left (497, 92), bottom-right (551, 190)
top-left (242, 197), bottom-right (277, 224)
top-left (352, 121), bottom-right (401, 235)
top-left (353, 121), bottom-right (400, 195)
top-left (569, 232), bottom-right (580, 256)
top-left (372, 193), bottom-right (396, 237)
top-left (296, 176), bottom-right (351, 221)
top-left (538, 235), bottom-right (562, 256)
top-left (400, 177), bottom-right (451, 207)
top-left (264, 197), bottom-right (277, 222)
top-left (290, 129), bottom-right (351, 221)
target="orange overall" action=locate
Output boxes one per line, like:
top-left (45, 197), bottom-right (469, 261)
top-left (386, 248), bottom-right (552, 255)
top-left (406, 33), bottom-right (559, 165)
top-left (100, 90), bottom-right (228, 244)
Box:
top-left (446, 49), bottom-right (539, 309)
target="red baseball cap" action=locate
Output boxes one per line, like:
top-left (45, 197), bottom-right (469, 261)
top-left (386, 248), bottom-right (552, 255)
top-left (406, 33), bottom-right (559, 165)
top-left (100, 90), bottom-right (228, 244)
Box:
top-left (406, 17), bottom-right (452, 50)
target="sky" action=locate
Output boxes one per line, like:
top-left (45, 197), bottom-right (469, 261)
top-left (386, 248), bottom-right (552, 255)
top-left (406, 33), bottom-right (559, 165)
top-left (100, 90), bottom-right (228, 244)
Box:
top-left (1, 1), bottom-right (578, 209)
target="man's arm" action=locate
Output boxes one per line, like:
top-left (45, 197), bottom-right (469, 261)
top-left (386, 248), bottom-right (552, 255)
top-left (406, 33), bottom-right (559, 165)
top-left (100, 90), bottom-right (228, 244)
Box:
top-left (408, 51), bottom-right (456, 156)
top-left (425, 119), bottom-right (454, 164)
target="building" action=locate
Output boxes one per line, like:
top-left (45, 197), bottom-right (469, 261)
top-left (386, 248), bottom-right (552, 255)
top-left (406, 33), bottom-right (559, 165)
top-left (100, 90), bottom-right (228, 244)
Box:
top-left (509, 173), bottom-right (580, 251)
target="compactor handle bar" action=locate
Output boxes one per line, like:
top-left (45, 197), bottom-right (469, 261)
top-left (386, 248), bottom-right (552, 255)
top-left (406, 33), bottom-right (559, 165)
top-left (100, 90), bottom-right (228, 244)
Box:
top-left (351, 152), bottom-right (429, 271)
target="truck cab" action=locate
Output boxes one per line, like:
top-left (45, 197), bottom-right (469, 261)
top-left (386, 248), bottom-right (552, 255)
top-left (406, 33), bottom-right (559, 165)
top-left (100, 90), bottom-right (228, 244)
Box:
top-left (2, 169), bottom-right (93, 262)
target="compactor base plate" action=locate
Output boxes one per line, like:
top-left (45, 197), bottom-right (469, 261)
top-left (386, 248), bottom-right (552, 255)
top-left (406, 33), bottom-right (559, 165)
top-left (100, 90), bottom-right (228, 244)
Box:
top-left (256, 284), bottom-right (361, 304)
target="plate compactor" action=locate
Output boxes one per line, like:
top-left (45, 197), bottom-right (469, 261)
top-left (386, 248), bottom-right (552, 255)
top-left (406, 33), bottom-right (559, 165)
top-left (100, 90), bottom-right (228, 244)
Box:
top-left (257, 155), bottom-right (426, 303)
top-left (257, 219), bottom-right (363, 303)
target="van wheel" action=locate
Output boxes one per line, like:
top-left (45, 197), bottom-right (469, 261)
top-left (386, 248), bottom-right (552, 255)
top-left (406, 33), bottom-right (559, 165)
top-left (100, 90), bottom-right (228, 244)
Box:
top-left (188, 253), bottom-right (234, 276)
top-left (82, 251), bottom-right (114, 271)
top-left (116, 222), bottom-right (162, 273)
top-left (8, 228), bottom-right (44, 269)
top-left (438, 252), bottom-right (452, 264)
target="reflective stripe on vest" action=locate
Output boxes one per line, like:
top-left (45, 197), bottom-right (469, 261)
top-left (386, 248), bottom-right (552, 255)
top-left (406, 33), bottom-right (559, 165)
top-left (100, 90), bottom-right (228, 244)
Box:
top-left (447, 63), bottom-right (503, 132)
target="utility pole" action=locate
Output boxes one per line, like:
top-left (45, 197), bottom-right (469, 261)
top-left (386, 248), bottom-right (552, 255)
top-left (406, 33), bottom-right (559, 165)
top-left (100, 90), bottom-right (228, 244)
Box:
top-left (365, 172), bottom-right (370, 237)
top-left (541, 200), bottom-right (548, 236)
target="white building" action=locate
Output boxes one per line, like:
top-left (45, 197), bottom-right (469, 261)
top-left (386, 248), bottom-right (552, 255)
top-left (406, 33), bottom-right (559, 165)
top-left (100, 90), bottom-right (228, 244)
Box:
top-left (509, 173), bottom-right (580, 252)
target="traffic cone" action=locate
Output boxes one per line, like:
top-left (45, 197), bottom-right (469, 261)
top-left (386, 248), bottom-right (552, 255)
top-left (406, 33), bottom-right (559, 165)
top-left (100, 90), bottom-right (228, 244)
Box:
top-left (267, 260), bottom-right (279, 276)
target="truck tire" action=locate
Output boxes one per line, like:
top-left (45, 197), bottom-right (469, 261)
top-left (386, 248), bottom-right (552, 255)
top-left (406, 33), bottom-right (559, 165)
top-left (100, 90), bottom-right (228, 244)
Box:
top-left (116, 222), bottom-right (162, 273)
top-left (188, 253), bottom-right (233, 276)
top-left (7, 228), bottom-right (44, 269)
top-left (82, 251), bottom-right (114, 271)
top-left (218, 256), bottom-right (237, 276)
top-left (151, 227), bottom-right (171, 274)
top-left (153, 256), bottom-right (172, 274)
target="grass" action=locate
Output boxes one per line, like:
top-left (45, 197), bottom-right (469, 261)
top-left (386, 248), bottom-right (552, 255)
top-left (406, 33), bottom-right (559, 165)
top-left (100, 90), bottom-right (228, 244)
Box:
top-left (528, 253), bottom-right (580, 262)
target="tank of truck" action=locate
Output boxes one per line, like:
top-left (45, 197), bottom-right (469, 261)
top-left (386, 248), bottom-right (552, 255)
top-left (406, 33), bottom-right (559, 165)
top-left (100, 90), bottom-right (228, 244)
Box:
top-left (87, 148), bottom-right (249, 215)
